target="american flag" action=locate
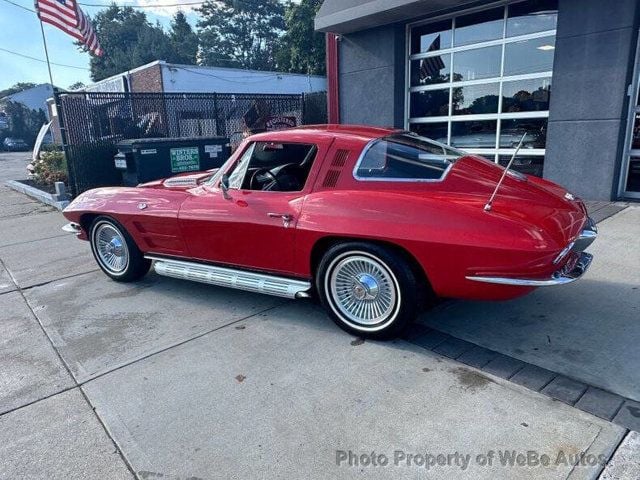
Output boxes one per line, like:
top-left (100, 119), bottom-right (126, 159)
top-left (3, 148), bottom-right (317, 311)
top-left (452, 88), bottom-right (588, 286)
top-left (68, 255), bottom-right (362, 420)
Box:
top-left (35, 0), bottom-right (103, 56)
top-left (419, 35), bottom-right (446, 82)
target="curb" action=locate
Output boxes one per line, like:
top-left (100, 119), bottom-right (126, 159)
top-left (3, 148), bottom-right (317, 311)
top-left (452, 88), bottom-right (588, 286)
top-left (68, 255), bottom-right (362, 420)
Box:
top-left (4, 180), bottom-right (69, 210)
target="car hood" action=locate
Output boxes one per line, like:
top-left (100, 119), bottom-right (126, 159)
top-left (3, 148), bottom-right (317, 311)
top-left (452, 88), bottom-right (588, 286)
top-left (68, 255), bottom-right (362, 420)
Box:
top-left (444, 155), bottom-right (587, 248)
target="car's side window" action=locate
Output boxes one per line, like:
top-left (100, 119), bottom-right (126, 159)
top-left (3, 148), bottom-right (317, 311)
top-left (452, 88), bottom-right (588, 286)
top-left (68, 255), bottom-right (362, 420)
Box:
top-left (355, 134), bottom-right (464, 181)
top-left (226, 141), bottom-right (318, 192)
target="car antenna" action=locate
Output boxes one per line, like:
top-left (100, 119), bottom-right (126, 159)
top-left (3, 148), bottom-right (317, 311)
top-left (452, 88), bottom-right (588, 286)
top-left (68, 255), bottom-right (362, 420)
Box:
top-left (484, 132), bottom-right (528, 212)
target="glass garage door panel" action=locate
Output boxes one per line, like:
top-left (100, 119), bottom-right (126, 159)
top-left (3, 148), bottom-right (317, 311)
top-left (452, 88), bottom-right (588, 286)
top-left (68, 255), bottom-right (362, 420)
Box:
top-left (411, 20), bottom-right (453, 54)
top-left (452, 83), bottom-right (500, 115)
top-left (450, 120), bottom-right (497, 148)
top-left (504, 36), bottom-right (555, 75)
top-left (409, 122), bottom-right (448, 143)
top-left (407, 1), bottom-right (557, 177)
top-left (454, 8), bottom-right (504, 46)
top-left (410, 90), bottom-right (450, 117)
top-left (502, 78), bottom-right (551, 113)
top-left (452, 46), bottom-right (502, 81)
top-left (499, 155), bottom-right (544, 177)
top-left (500, 118), bottom-right (547, 149)
top-left (507, 0), bottom-right (558, 37)
top-left (410, 56), bottom-right (451, 86)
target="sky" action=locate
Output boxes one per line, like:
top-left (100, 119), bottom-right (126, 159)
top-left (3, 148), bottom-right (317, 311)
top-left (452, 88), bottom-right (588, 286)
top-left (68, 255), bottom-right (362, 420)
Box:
top-left (0, 0), bottom-right (200, 91)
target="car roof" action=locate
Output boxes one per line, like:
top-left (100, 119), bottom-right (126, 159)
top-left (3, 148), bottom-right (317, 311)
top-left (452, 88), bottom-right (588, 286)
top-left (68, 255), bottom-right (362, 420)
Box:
top-left (248, 124), bottom-right (401, 144)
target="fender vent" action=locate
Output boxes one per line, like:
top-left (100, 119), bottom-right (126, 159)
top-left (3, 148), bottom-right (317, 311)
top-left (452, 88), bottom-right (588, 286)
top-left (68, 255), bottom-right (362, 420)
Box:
top-left (322, 149), bottom-right (350, 188)
top-left (332, 149), bottom-right (349, 167)
top-left (322, 170), bottom-right (341, 188)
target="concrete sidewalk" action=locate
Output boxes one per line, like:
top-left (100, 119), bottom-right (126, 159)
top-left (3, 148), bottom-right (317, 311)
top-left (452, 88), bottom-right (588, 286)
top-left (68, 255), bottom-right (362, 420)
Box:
top-left (0, 151), bottom-right (636, 479)
top-left (417, 207), bottom-right (640, 403)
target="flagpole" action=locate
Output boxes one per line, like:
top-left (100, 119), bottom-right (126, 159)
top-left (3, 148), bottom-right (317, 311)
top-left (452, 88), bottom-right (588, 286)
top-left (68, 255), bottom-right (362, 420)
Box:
top-left (36, 9), bottom-right (75, 194)
top-left (37, 17), bottom-right (55, 89)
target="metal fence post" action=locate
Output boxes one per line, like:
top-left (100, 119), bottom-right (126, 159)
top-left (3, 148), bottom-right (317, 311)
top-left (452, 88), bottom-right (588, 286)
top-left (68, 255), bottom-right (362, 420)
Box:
top-left (54, 90), bottom-right (77, 197)
top-left (214, 92), bottom-right (222, 136)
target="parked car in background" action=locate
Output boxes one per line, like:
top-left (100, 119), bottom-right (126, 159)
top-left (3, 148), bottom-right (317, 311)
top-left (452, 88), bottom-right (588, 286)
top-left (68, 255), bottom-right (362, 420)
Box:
top-left (3, 137), bottom-right (29, 151)
top-left (61, 125), bottom-right (597, 339)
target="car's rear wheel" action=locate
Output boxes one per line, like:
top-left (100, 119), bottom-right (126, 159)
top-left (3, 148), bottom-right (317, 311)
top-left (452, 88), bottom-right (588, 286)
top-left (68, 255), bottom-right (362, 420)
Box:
top-left (316, 242), bottom-right (420, 339)
top-left (89, 216), bottom-right (150, 282)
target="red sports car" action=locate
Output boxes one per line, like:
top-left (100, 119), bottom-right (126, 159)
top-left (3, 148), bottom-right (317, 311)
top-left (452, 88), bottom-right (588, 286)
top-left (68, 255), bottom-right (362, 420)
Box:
top-left (62, 125), bottom-right (596, 338)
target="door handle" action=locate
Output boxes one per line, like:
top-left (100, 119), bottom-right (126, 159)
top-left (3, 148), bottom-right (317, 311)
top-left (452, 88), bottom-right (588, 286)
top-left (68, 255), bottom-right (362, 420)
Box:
top-left (267, 213), bottom-right (293, 228)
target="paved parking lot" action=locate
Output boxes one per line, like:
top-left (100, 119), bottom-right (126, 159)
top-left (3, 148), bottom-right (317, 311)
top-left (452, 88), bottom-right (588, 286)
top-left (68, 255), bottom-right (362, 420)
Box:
top-left (0, 151), bottom-right (638, 479)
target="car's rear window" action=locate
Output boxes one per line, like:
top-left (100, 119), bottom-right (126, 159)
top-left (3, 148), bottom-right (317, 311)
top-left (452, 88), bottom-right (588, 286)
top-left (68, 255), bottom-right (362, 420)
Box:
top-left (354, 133), bottom-right (464, 181)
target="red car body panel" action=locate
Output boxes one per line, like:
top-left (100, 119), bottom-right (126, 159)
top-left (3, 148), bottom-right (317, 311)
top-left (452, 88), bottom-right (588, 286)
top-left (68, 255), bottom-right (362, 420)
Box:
top-left (63, 125), bottom-right (591, 301)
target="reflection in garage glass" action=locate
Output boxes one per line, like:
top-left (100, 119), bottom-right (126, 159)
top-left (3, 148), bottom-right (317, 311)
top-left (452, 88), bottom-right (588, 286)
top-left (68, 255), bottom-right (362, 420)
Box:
top-left (409, 122), bottom-right (448, 142)
top-left (410, 20), bottom-right (452, 54)
top-left (410, 89), bottom-right (450, 118)
top-left (499, 155), bottom-right (545, 177)
top-left (500, 118), bottom-right (547, 149)
top-left (502, 78), bottom-right (551, 112)
top-left (454, 8), bottom-right (504, 46)
top-left (452, 45), bottom-right (502, 81)
top-left (411, 56), bottom-right (451, 86)
top-left (452, 83), bottom-right (500, 115)
top-left (504, 36), bottom-right (555, 75)
top-left (449, 121), bottom-right (497, 148)
top-left (506, 0), bottom-right (558, 37)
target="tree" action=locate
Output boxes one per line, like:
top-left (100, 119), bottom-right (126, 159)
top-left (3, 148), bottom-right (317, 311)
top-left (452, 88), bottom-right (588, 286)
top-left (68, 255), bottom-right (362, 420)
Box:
top-left (84, 5), bottom-right (174, 81)
top-left (197, 0), bottom-right (285, 71)
top-left (276, 0), bottom-right (326, 75)
top-left (0, 101), bottom-right (47, 146)
top-left (68, 82), bottom-right (86, 90)
top-left (0, 82), bottom-right (37, 99)
top-left (168, 11), bottom-right (198, 65)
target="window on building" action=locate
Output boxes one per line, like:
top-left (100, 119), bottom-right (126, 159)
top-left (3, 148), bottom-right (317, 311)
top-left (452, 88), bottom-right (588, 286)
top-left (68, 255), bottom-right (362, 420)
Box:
top-left (407, 0), bottom-right (558, 176)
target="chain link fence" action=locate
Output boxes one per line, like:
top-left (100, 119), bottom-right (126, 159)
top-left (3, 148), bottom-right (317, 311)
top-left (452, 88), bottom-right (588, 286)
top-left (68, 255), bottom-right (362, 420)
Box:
top-left (58, 91), bottom-right (327, 196)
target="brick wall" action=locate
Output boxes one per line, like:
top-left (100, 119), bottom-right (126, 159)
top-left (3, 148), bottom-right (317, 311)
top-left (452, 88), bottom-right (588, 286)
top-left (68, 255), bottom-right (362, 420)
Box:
top-left (129, 63), bottom-right (163, 93)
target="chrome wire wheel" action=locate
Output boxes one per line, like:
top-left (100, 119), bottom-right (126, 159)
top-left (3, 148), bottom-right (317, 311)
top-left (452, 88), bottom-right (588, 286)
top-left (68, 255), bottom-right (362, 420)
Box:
top-left (326, 252), bottom-right (401, 331)
top-left (93, 222), bottom-right (130, 275)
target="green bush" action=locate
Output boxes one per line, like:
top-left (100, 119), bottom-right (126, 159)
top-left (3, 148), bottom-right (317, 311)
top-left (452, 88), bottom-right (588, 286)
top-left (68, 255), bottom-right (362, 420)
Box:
top-left (32, 150), bottom-right (68, 185)
top-left (40, 143), bottom-right (63, 153)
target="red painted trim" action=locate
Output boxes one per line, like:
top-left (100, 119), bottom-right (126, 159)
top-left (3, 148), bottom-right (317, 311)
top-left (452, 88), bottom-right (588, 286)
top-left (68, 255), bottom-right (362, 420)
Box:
top-left (326, 33), bottom-right (340, 124)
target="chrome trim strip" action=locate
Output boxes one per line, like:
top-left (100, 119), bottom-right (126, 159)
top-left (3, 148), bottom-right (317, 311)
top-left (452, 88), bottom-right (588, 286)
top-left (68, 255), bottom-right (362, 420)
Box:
top-left (466, 252), bottom-right (593, 287)
top-left (553, 241), bottom-right (575, 265)
top-left (553, 217), bottom-right (597, 264)
top-left (62, 222), bottom-right (82, 235)
top-left (146, 255), bottom-right (311, 299)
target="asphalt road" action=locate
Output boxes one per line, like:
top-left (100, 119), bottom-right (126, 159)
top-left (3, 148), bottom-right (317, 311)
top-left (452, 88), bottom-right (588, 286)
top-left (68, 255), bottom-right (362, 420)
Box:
top-left (0, 150), bottom-right (636, 479)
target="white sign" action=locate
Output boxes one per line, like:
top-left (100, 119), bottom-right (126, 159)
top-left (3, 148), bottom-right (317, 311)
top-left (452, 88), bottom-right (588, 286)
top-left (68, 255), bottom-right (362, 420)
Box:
top-left (205, 144), bottom-right (223, 158)
top-left (115, 157), bottom-right (127, 169)
top-left (140, 149), bottom-right (157, 155)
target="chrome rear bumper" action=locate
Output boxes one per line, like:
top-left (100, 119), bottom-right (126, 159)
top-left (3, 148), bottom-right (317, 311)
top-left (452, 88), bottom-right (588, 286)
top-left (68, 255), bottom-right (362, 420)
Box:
top-left (62, 222), bottom-right (82, 235)
top-left (466, 252), bottom-right (593, 287)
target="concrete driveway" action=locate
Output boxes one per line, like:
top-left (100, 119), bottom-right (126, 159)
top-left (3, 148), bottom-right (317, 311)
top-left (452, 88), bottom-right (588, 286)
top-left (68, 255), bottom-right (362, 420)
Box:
top-left (0, 151), bottom-right (636, 479)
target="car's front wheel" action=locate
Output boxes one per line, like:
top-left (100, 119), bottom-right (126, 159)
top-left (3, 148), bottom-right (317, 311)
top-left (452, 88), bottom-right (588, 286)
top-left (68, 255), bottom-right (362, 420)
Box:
top-left (89, 216), bottom-right (150, 282)
top-left (316, 242), bottom-right (420, 339)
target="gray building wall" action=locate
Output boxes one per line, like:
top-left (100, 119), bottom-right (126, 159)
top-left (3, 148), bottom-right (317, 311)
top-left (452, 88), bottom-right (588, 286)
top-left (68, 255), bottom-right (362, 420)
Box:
top-left (338, 24), bottom-right (406, 128)
top-left (544, 0), bottom-right (640, 200)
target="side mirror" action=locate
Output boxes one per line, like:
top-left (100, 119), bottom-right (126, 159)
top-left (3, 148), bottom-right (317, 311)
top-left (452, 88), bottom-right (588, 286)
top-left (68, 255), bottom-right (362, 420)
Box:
top-left (220, 174), bottom-right (231, 200)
